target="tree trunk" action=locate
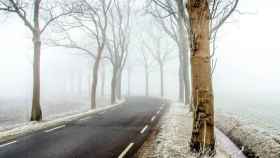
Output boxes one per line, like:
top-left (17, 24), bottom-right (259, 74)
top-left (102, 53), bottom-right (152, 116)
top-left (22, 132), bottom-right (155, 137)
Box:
top-left (159, 63), bottom-right (164, 97)
top-left (127, 68), bottom-right (131, 96)
top-left (178, 64), bottom-right (184, 102)
top-left (101, 62), bottom-right (105, 96)
top-left (111, 67), bottom-right (117, 104)
top-left (145, 65), bottom-right (149, 97)
top-left (91, 47), bottom-right (102, 109)
top-left (176, 0), bottom-right (191, 106)
top-left (30, 0), bottom-right (42, 121)
top-left (116, 72), bottom-right (122, 99)
top-left (187, 0), bottom-right (215, 154)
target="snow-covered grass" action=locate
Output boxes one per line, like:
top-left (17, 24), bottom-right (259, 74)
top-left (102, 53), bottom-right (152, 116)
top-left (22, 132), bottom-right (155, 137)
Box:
top-left (136, 102), bottom-right (233, 158)
top-left (216, 113), bottom-right (280, 158)
top-left (0, 98), bottom-right (125, 144)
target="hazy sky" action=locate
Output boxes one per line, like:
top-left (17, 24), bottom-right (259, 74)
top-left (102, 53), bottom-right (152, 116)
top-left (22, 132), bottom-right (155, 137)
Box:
top-left (214, 0), bottom-right (280, 107)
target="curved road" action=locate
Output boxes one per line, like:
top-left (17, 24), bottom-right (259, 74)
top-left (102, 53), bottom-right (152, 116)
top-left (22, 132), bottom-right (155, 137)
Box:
top-left (0, 97), bottom-right (168, 158)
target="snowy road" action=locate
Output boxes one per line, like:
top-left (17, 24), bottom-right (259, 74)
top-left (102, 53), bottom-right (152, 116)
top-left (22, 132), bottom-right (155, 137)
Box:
top-left (0, 97), bottom-right (167, 158)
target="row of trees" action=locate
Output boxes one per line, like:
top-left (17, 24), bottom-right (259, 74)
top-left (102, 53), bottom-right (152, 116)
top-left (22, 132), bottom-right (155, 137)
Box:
top-left (0, 0), bottom-right (133, 121)
top-left (147, 0), bottom-right (239, 155)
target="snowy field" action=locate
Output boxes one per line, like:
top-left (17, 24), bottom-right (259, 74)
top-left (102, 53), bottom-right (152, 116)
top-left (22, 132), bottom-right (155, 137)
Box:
top-left (216, 103), bottom-right (280, 135)
top-left (0, 96), bottom-right (110, 131)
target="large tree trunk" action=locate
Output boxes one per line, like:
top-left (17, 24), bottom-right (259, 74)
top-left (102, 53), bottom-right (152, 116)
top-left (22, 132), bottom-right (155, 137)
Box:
top-left (145, 65), bottom-right (149, 97)
top-left (187, 0), bottom-right (215, 154)
top-left (91, 48), bottom-right (102, 109)
top-left (30, 0), bottom-right (42, 121)
top-left (159, 63), bottom-right (164, 97)
top-left (111, 67), bottom-right (117, 104)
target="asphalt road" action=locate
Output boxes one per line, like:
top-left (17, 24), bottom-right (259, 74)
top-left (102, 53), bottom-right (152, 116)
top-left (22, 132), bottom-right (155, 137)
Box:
top-left (0, 97), bottom-right (168, 158)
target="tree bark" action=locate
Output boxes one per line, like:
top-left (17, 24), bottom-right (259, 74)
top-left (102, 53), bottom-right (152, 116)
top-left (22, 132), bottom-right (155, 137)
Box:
top-left (91, 47), bottom-right (103, 109)
top-left (187, 0), bottom-right (215, 154)
top-left (30, 0), bottom-right (42, 121)
top-left (159, 63), bottom-right (164, 97)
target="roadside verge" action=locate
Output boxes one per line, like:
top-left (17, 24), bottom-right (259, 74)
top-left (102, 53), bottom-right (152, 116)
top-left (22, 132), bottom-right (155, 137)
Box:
top-left (135, 102), bottom-right (243, 158)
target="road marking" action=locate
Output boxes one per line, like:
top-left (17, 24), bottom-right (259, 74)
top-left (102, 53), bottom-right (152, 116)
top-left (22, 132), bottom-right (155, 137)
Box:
top-left (140, 125), bottom-right (149, 134)
top-left (100, 111), bottom-right (107, 114)
top-left (156, 110), bottom-right (160, 115)
top-left (118, 143), bottom-right (134, 158)
top-left (80, 116), bottom-right (91, 121)
top-left (44, 125), bottom-right (66, 133)
top-left (150, 116), bottom-right (156, 122)
top-left (0, 141), bottom-right (17, 148)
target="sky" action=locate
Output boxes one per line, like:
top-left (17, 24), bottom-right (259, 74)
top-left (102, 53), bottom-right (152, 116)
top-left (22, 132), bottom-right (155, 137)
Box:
top-left (0, 0), bottom-right (280, 113)
top-left (214, 0), bottom-right (280, 108)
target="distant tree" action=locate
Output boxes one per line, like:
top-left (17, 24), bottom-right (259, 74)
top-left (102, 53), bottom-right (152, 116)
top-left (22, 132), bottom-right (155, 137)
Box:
top-left (50, 0), bottom-right (112, 109)
top-left (145, 0), bottom-right (189, 103)
top-left (106, 0), bottom-right (132, 104)
top-left (140, 40), bottom-right (154, 97)
top-left (0, 0), bottom-right (74, 121)
top-left (143, 34), bottom-right (173, 97)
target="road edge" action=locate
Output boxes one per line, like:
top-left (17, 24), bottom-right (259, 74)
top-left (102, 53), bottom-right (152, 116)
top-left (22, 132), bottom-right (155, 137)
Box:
top-left (0, 99), bottom-right (126, 144)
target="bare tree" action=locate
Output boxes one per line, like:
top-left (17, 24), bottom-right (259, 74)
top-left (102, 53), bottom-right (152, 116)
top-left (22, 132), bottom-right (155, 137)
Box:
top-left (145, 0), bottom-right (191, 104)
top-left (106, 0), bottom-right (132, 104)
top-left (143, 34), bottom-right (173, 97)
top-left (0, 0), bottom-right (74, 121)
top-left (50, 0), bottom-right (112, 109)
top-left (140, 40), bottom-right (155, 97)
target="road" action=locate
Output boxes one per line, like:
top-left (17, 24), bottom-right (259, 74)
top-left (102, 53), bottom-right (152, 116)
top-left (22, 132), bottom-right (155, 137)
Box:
top-left (0, 97), bottom-right (168, 158)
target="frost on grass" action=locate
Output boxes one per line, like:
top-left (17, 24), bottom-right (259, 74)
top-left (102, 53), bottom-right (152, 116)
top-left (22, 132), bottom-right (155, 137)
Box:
top-left (216, 113), bottom-right (280, 158)
top-left (136, 102), bottom-right (229, 158)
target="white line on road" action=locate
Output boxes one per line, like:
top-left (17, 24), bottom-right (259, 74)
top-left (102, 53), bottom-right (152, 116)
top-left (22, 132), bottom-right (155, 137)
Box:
top-left (99, 111), bottom-right (107, 114)
top-left (150, 116), bottom-right (156, 122)
top-left (44, 125), bottom-right (66, 133)
top-left (80, 116), bottom-right (92, 121)
top-left (140, 125), bottom-right (149, 134)
top-left (118, 143), bottom-right (134, 158)
top-left (0, 141), bottom-right (17, 148)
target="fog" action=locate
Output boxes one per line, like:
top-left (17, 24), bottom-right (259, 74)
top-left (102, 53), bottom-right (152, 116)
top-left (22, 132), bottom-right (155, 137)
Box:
top-left (0, 0), bottom-right (279, 132)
